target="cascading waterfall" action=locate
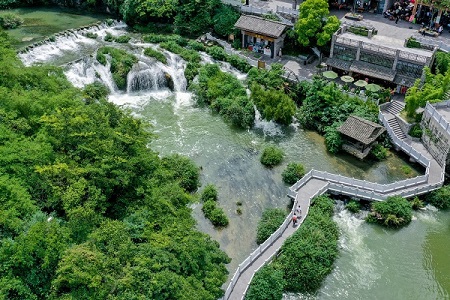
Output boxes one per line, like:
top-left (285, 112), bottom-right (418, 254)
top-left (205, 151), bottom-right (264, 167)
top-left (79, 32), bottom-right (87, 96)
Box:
top-left (126, 61), bottom-right (168, 93)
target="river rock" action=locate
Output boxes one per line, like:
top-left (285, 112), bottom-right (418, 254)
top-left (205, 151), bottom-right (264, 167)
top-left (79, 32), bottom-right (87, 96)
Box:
top-left (22, 37), bottom-right (34, 42)
top-left (165, 73), bottom-right (174, 91)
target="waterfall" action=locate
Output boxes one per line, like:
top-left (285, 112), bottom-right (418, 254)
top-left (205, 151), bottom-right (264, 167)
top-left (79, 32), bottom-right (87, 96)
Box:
top-left (159, 52), bottom-right (187, 92)
top-left (126, 62), bottom-right (168, 93)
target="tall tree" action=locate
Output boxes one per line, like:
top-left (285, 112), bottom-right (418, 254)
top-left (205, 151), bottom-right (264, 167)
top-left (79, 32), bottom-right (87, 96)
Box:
top-left (294, 0), bottom-right (340, 47)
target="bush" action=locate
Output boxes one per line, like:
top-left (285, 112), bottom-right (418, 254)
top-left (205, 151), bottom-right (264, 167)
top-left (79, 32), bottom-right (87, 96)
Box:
top-left (187, 40), bottom-right (206, 52)
top-left (202, 199), bottom-right (229, 227)
top-left (346, 200), bottom-right (360, 213)
top-left (226, 54), bottom-right (252, 73)
top-left (201, 184), bottom-right (218, 202)
top-left (260, 146), bottom-right (284, 167)
top-left (184, 62), bottom-right (200, 86)
top-left (96, 47), bottom-right (138, 90)
top-left (104, 32), bottom-right (114, 42)
top-left (143, 47), bottom-right (167, 64)
top-left (406, 37), bottom-right (421, 48)
top-left (143, 34), bottom-right (188, 46)
top-left (212, 4), bottom-right (240, 37)
top-left (160, 41), bottom-right (201, 63)
top-left (85, 32), bottom-right (98, 39)
top-left (281, 163), bottom-right (305, 185)
top-left (256, 208), bottom-right (286, 244)
top-left (409, 123), bottom-right (422, 138)
top-left (0, 13), bottom-right (23, 29)
top-left (206, 45), bottom-right (227, 61)
top-left (366, 196), bottom-right (412, 227)
top-left (370, 144), bottom-right (388, 160)
top-left (245, 264), bottom-right (285, 300)
top-left (278, 195), bottom-right (338, 293)
top-left (426, 185), bottom-right (450, 209)
top-left (324, 125), bottom-right (343, 154)
top-left (114, 35), bottom-right (131, 43)
top-left (410, 197), bottom-right (424, 210)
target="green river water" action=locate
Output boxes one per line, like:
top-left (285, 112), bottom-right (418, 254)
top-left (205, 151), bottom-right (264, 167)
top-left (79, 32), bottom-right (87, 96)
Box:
top-left (6, 8), bottom-right (450, 299)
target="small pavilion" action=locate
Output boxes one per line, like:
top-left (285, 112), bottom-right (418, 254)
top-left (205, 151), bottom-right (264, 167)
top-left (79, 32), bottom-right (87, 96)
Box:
top-left (338, 115), bottom-right (386, 159)
top-left (234, 15), bottom-right (287, 59)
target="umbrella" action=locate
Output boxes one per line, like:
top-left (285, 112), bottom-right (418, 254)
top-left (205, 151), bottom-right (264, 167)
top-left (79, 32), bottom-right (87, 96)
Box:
top-left (341, 75), bottom-right (355, 83)
top-left (365, 83), bottom-right (382, 92)
top-left (322, 70), bottom-right (338, 79)
top-left (354, 79), bottom-right (368, 87)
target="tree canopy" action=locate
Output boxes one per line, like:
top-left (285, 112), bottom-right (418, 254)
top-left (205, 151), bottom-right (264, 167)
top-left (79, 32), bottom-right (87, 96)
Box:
top-left (294, 0), bottom-right (340, 47)
top-left (0, 31), bottom-right (229, 299)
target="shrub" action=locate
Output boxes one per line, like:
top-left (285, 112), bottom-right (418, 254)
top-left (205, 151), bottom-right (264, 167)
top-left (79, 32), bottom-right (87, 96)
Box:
top-left (370, 144), bottom-right (388, 160)
top-left (104, 32), bottom-right (114, 42)
top-left (426, 185), bottom-right (450, 209)
top-left (409, 123), bottom-right (422, 138)
top-left (96, 47), bottom-right (138, 90)
top-left (212, 4), bottom-right (240, 37)
top-left (226, 54), bottom-right (252, 73)
top-left (201, 184), bottom-right (218, 202)
top-left (410, 197), bottom-right (424, 210)
top-left (0, 13), bottom-right (23, 29)
top-left (202, 200), bottom-right (229, 227)
top-left (324, 125), bottom-right (343, 154)
top-left (184, 62), bottom-right (200, 86)
top-left (366, 196), bottom-right (412, 227)
top-left (187, 40), bottom-right (206, 52)
top-left (406, 37), bottom-right (421, 48)
top-left (85, 32), bottom-right (98, 39)
top-left (278, 195), bottom-right (338, 293)
top-left (346, 200), bottom-right (360, 213)
top-left (260, 146), bottom-right (284, 167)
top-left (143, 34), bottom-right (188, 46)
top-left (206, 45), bottom-right (227, 61)
top-left (245, 264), bottom-right (285, 300)
top-left (282, 163), bottom-right (306, 185)
top-left (256, 208), bottom-right (287, 244)
top-left (114, 35), bottom-right (131, 43)
top-left (143, 47), bottom-right (167, 64)
top-left (159, 41), bottom-right (201, 63)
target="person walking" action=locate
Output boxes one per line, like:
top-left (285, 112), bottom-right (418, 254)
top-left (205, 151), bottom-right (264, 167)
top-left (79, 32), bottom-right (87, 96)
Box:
top-left (395, 15), bottom-right (400, 24)
top-left (292, 214), bottom-right (298, 226)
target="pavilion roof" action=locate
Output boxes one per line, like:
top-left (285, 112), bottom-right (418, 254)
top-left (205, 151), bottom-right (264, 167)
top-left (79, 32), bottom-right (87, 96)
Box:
top-left (338, 115), bottom-right (385, 145)
top-left (234, 15), bottom-right (287, 38)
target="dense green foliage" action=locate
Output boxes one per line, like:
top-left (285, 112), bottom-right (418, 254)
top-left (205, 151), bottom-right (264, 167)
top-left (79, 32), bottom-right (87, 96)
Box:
top-left (206, 46), bottom-right (252, 73)
top-left (0, 32), bottom-right (229, 299)
top-left (405, 67), bottom-right (450, 119)
top-left (367, 196), bottom-right (413, 227)
top-left (0, 13), bottom-right (23, 29)
top-left (409, 123), bottom-right (423, 138)
top-left (245, 264), bottom-right (286, 300)
top-left (201, 184), bottom-right (218, 202)
top-left (191, 64), bottom-right (255, 128)
top-left (410, 196), bottom-right (424, 210)
top-left (174, 0), bottom-right (220, 36)
top-left (114, 34), bottom-right (131, 43)
top-left (144, 47), bottom-right (167, 64)
top-left (297, 78), bottom-right (380, 153)
top-left (277, 195), bottom-right (339, 293)
top-left (370, 143), bottom-right (388, 160)
top-left (260, 146), bottom-right (284, 167)
top-left (346, 200), bottom-right (360, 213)
top-left (281, 163), bottom-right (306, 185)
top-left (96, 46), bottom-right (138, 90)
top-left (434, 51), bottom-right (450, 75)
top-left (294, 0), bottom-right (340, 47)
top-left (426, 185), bottom-right (450, 209)
top-left (212, 4), bottom-right (240, 37)
top-left (200, 184), bottom-right (229, 227)
top-left (256, 208), bottom-right (287, 244)
top-left (160, 41), bottom-right (201, 63)
top-left (247, 63), bottom-right (285, 90)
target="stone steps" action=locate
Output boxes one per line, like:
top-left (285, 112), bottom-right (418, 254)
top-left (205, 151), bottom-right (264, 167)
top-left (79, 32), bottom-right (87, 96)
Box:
top-left (387, 117), bottom-right (407, 140)
top-left (385, 100), bottom-right (405, 115)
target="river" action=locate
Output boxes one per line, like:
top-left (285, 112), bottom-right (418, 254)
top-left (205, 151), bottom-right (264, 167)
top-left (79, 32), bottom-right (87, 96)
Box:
top-left (9, 11), bottom-right (450, 299)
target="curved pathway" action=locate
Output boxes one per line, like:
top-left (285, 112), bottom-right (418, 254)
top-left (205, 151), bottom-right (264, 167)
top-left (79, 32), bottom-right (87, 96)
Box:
top-left (224, 101), bottom-right (448, 300)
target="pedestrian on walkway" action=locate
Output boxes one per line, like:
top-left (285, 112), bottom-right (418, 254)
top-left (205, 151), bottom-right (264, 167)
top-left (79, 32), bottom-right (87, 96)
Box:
top-left (395, 15), bottom-right (400, 24)
top-left (292, 214), bottom-right (298, 226)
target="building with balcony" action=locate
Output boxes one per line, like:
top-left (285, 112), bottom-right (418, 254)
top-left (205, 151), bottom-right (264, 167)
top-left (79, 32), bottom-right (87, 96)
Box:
top-left (326, 23), bottom-right (438, 93)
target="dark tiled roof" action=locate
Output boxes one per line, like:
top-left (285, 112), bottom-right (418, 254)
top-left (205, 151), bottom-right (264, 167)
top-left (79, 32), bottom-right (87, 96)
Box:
top-left (326, 57), bottom-right (352, 71)
top-left (338, 115), bottom-right (385, 145)
top-left (393, 74), bottom-right (418, 87)
top-left (234, 15), bottom-right (286, 38)
top-left (350, 61), bottom-right (396, 81)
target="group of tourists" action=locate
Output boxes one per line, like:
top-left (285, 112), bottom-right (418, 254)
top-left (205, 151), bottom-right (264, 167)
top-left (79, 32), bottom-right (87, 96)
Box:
top-left (383, 1), bottom-right (414, 24)
top-left (292, 206), bottom-right (302, 226)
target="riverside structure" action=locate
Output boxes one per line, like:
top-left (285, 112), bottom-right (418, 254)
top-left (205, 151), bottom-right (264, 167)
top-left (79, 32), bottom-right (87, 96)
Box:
top-left (224, 99), bottom-right (450, 299)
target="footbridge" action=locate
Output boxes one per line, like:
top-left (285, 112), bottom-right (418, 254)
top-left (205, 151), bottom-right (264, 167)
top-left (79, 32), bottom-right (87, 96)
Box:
top-left (223, 101), bottom-right (449, 300)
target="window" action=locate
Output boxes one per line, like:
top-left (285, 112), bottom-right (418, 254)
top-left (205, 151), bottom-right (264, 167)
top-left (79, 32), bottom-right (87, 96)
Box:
top-left (396, 61), bottom-right (423, 77)
top-left (333, 45), bottom-right (357, 61)
top-left (360, 51), bottom-right (393, 68)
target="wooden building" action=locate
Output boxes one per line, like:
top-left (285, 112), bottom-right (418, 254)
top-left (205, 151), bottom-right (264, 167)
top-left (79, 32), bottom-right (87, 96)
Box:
top-left (234, 15), bottom-right (287, 59)
top-left (338, 115), bottom-right (386, 159)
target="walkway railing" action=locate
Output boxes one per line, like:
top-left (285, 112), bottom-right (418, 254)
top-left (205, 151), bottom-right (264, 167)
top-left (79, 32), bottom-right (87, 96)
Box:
top-left (276, 5), bottom-right (299, 17)
top-left (426, 101), bottom-right (450, 132)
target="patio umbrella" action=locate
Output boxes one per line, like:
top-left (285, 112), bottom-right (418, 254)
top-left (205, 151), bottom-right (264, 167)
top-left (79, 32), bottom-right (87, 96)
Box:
top-left (365, 83), bottom-right (382, 92)
top-left (354, 79), bottom-right (368, 87)
top-left (322, 70), bottom-right (338, 79)
top-left (341, 75), bottom-right (355, 83)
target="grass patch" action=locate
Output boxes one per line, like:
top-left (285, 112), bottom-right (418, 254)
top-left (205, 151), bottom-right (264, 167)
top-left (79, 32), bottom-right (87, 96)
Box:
top-left (143, 47), bottom-right (167, 64)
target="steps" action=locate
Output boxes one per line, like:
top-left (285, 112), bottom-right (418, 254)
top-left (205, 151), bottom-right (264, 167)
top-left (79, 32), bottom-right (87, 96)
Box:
top-left (385, 100), bottom-right (405, 115)
top-left (387, 117), bottom-right (407, 140)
